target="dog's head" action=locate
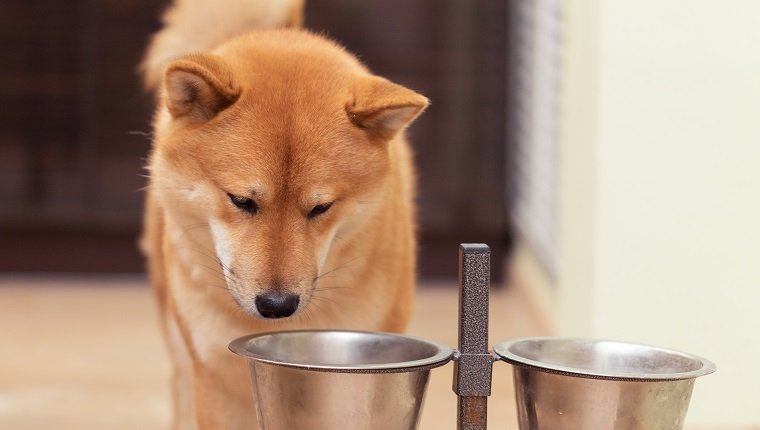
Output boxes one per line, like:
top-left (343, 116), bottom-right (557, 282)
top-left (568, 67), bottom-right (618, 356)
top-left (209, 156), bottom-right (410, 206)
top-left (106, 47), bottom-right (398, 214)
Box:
top-left (151, 31), bottom-right (427, 319)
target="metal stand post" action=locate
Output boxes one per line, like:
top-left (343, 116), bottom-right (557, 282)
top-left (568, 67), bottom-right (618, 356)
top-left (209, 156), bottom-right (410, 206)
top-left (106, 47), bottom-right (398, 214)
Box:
top-left (453, 244), bottom-right (494, 430)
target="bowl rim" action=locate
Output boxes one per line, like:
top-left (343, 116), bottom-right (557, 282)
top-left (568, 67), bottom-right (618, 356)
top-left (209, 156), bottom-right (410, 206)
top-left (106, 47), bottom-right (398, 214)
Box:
top-left (493, 337), bottom-right (717, 381)
top-left (229, 329), bottom-right (454, 374)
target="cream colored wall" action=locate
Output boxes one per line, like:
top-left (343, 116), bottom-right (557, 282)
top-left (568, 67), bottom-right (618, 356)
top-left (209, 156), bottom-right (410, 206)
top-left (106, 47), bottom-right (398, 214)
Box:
top-left (512, 0), bottom-right (760, 426)
top-left (553, 0), bottom-right (600, 337)
top-left (592, 0), bottom-right (760, 426)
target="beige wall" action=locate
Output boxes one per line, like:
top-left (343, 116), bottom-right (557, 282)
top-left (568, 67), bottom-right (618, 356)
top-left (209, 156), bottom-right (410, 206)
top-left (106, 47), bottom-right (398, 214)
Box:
top-left (513, 0), bottom-right (760, 426)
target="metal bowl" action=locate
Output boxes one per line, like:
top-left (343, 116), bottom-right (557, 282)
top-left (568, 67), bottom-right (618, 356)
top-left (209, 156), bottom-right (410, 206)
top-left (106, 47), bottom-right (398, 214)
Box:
top-left (494, 337), bottom-right (716, 430)
top-left (494, 337), bottom-right (716, 381)
top-left (230, 330), bottom-right (454, 430)
top-left (230, 329), bottom-right (453, 373)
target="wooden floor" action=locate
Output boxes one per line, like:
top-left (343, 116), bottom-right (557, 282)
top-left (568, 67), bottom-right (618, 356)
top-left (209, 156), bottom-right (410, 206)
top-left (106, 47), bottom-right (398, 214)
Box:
top-left (0, 276), bottom-right (741, 429)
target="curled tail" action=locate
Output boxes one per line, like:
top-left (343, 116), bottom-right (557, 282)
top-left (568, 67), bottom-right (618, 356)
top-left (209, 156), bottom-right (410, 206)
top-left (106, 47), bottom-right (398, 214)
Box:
top-left (141, 0), bottom-right (304, 90)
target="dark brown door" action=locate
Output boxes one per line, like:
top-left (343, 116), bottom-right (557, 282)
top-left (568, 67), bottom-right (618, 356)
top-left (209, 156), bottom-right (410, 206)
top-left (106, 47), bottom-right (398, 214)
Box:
top-left (0, 0), bottom-right (510, 280)
top-left (306, 0), bottom-right (511, 279)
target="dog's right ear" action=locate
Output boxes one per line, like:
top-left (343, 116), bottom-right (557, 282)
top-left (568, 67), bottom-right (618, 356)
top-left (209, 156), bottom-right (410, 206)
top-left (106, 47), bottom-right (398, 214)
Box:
top-left (347, 75), bottom-right (429, 141)
top-left (163, 54), bottom-right (241, 122)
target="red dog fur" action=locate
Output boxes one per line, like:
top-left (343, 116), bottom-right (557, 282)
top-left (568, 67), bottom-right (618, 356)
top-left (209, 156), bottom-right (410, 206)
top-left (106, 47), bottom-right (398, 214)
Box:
top-left (142, 3), bottom-right (428, 429)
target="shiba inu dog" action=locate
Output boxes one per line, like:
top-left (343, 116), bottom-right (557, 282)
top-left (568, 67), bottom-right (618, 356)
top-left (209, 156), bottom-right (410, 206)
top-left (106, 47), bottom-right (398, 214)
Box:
top-left (141, 2), bottom-right (428, 428)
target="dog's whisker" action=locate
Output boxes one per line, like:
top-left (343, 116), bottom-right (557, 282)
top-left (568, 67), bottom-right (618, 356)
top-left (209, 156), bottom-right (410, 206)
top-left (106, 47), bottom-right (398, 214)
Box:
top-left (305, 299), bottom-right (325, 313)
top-left (194, 262), bottom-right (228, 281)
top-left (177, 246), bottom-right (221, 265)
top-left (213, 255), bottom-right (235, 275)
top-left (332, 234), bottom-right (348, 244)
top-left (195, 263), bottom-right (234, 286)
top-left (136, 183), bottom-right (197, 194)
top-left (309, 295), bottom-right (340, 308)
top-left (314, 285), bottom-right (352, 292)
top-left (139, 184), bottom-right (195, 191)
top-left (128, 130), bottom-right (154, 139)
top-left (171, 241), bottom-right (241, 288)
top-left (172, 229), bottom-right (222, 262)
top-left (312, 271), bottom-right (351, 282)
top-left (206, 282), bottom-right (232, 292)
top-left (314, 257), bottom-right (362, 281)
top-left (180, 222), bottom-right (210, 233)
top-left (299, 302), bottom-right (321, 324)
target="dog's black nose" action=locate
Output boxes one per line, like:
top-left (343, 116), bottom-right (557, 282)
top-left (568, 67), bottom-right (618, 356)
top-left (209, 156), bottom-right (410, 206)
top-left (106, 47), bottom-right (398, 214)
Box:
top-left (255, 292), bottom-right (300, 318)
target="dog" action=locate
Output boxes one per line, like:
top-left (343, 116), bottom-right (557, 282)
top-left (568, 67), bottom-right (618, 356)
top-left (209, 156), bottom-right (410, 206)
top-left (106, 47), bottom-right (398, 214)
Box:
top-left (141, 1), bottom-right (428, 428)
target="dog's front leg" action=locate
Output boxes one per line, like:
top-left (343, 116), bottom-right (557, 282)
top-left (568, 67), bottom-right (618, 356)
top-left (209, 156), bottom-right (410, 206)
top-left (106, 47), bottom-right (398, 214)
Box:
top-left (191, 356), bottom-right (258, 430)
top-left (164, 316), bottom-right (196, 430)
top-left (171, 361), bottom-right (195, 430)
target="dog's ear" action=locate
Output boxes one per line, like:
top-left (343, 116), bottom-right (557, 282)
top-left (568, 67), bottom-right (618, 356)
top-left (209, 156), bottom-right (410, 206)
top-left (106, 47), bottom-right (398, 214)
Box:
top-left (347, 75), bottom-right (429, 141)
top-left (163, 54), bottom-right (241, 122)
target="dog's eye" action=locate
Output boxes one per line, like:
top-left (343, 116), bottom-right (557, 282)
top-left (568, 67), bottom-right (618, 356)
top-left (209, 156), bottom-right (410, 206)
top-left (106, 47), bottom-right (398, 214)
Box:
top-left (308, 202), bottom-right (334, 219)
top-left (227, 193), bottom-right (258, 214)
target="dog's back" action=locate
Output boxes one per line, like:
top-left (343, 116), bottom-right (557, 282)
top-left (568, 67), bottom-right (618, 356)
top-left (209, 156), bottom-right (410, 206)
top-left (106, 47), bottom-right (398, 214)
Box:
top-left (141, 0), bottom-right (304, 89)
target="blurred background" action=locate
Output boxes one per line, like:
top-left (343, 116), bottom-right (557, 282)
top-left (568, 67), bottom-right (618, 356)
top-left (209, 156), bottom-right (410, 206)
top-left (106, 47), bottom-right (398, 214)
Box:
top-left (0, 0), bottom-right (510, 279)
top-left (1, 0), bottom-right (759, 429)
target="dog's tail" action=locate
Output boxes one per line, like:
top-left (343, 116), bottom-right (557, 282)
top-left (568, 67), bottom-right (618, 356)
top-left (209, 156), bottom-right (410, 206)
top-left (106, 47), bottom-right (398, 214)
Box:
top-left (140, 0), bottom-right (305, 90)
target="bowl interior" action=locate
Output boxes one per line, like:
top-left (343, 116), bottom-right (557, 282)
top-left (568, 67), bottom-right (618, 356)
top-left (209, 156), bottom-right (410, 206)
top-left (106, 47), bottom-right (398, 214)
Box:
top-left (494, 338), bottom-right (716, 380)
top-left (230, 330), bottom-right (453, 372)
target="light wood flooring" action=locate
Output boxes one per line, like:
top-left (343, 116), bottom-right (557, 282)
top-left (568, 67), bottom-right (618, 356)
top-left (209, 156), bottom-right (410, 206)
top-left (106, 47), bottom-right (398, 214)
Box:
top-left (0, 276), bottom-right (742, 429)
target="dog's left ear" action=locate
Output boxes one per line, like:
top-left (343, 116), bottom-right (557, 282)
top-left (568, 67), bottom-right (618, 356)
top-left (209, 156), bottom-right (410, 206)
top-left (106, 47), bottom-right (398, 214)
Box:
top-left (163, 53), bottom-right (241, 122)
top-left (347, 75), bottom-right (429, 141)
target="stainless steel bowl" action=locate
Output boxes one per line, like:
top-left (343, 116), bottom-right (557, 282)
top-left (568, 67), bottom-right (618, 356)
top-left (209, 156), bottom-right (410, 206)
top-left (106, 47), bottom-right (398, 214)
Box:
top-left (494, 337), bottom-right (716, 430)
top-left (230, 330), bottom-right (453, 430)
